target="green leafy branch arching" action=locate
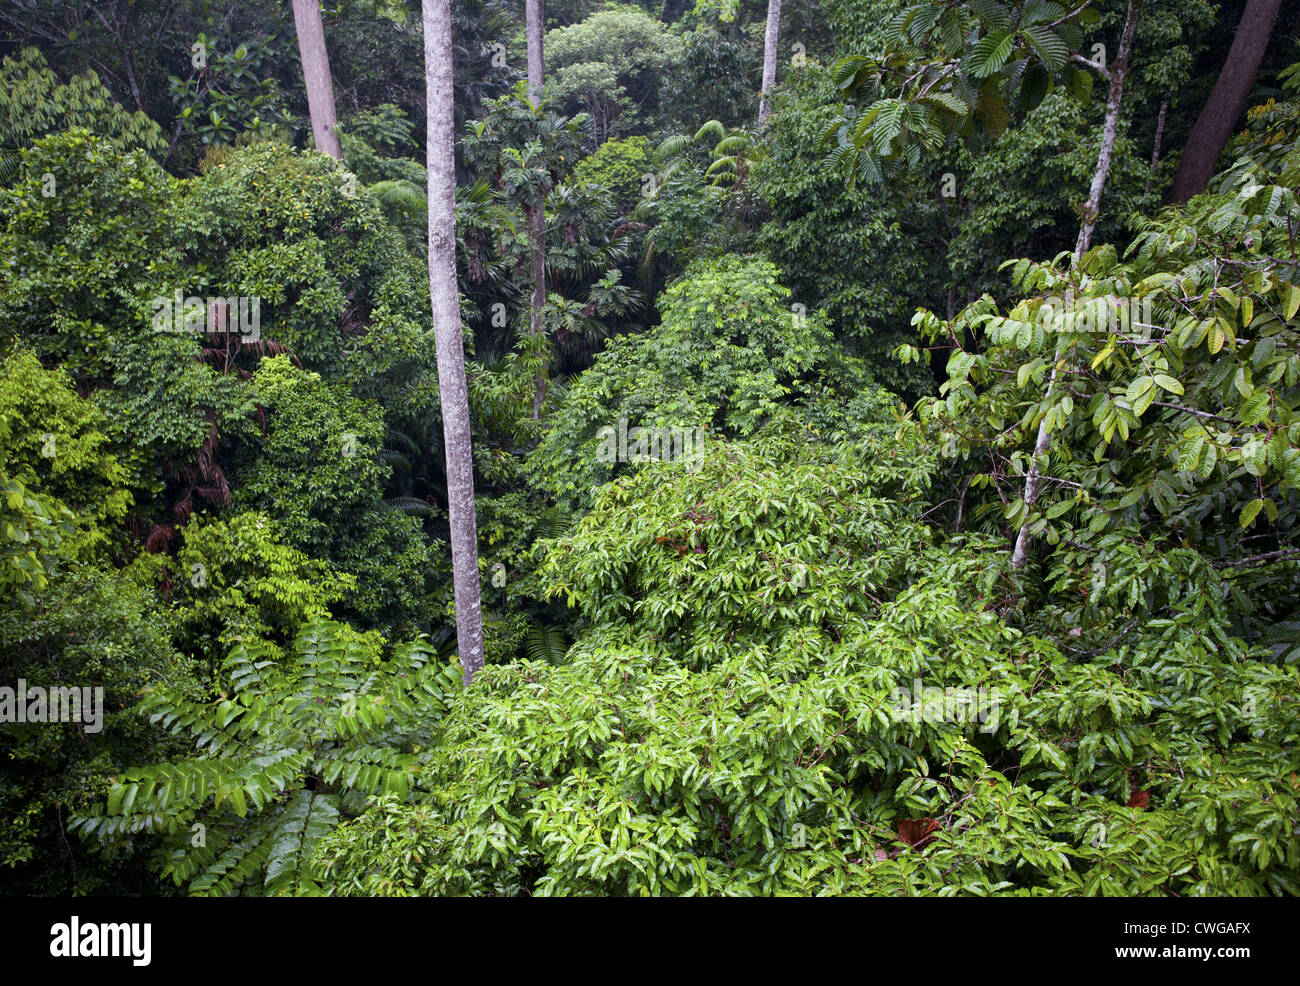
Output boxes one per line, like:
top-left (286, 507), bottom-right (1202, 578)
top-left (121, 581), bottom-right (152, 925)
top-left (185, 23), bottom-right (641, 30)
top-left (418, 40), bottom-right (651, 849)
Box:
top-left (71, 619), bottom-right (462, 896)
top-left (823, 0), bottom-right (1101, 185)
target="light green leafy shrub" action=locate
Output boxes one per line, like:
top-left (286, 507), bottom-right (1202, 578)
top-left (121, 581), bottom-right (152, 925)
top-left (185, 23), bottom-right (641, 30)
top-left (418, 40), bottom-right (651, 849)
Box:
top-left (317, 428), bottom-right (1299, 896)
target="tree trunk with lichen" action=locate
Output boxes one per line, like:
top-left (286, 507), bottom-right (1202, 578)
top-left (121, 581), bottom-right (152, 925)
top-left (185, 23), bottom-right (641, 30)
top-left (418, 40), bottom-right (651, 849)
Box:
top-left (527, 0), bottom-right (548, 417)
top-left (1011, 0), bottom-right (1141, 570)
top-left (291, 0), bottom-right (342, 160)
top-left (423, 0), bottom-right (484, 684)
top-left (758, 0), bottom-right (783, 124)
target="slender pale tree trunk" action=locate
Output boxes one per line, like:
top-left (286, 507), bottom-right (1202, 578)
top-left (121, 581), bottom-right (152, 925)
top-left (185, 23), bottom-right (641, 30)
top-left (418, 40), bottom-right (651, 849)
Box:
top-left (1170, 0), bottom-right (1282, 203)
top-left (758, 0), bottom-right (783, 124)
top-left (291, 0), bottom-right (343, 160)
top-left (526, 0), bottom-right (544, 105)
top-left (526, 0), bottom-right (547, 418)
top-left (1011, 0), bottom-right (1141, 570)
top-left (1074, 1), bottom-right (1141, 257)
top-left (1145, 96), bottom-right (1168, 194)
top-left (423, 0), bottom-right (485, 684)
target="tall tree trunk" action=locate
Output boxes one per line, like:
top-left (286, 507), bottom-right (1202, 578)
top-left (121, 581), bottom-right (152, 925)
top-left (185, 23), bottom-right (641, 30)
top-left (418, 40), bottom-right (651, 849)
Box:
top-left (1145, 96), bottom-right (1168, 194)
top-left (291, 0), bottom-right (343, 160)
top-left (527, 202), bottom-right (547, 418)
top-left (758, 0), bottom-right (783, 124)
top-left (423, 0), bottom-right (485, 685)
top-left (526, 0), bottom-right (544, 105)
top-left (527, 0), bottom-right (548, 418)
top-left (1074, 1), bottom-right (1141, 257)
top-left (1170, 0), bottom-right (1282, 203)
top-left (1011, 0), bottom-right (1141, 570)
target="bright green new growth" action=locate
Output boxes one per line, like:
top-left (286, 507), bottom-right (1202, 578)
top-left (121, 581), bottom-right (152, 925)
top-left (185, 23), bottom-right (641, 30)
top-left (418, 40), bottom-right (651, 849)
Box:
top-left (319, 436), bottom-right (1300, 896)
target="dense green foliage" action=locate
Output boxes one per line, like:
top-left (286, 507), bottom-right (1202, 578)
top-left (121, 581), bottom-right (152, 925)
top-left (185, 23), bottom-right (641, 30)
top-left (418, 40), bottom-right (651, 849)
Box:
top-left (73, 620), bottom-right (461, 895)
top-left (3, 0), bottom-right (1299, 898)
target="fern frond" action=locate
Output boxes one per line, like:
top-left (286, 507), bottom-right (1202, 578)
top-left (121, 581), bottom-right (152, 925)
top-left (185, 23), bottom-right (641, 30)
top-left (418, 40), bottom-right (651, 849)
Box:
top-left (654, 134), bottom-right (693, 162)
top-left (382, 495), bottom-right (437, 516)
top-left (368, 178), bottom-right (427, 217)
top-left (693, 120), bottom-right (726, 144)
top-left (525, 624), bottom-right (569, 665)
top-left (0, 150), bottom-right (20, 185)
top-left (264, 790), bottom-right (341, 895)
top-left (190, 813), bottom-right (279, 897)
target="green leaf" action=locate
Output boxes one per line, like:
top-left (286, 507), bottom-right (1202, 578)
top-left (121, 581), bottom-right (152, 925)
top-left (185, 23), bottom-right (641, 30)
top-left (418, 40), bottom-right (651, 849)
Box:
top-left (1126, 376), bottom-right (1155, 402)
top-left (967, 31), bottom-right (1015, 78)
top-left (1240, 498), bottom-right (1265, 529)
